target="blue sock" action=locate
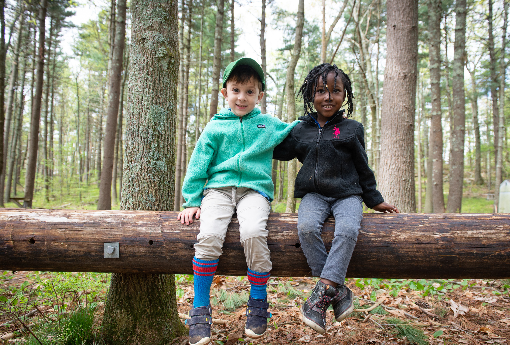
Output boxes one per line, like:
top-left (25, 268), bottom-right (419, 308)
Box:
top-left (247, 268), bottom-right (270, 300)
top-left (192, 257), bottom-right (219, 308)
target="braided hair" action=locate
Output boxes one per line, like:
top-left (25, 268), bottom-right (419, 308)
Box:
top-left (297, 63), bottom-right (354, 117)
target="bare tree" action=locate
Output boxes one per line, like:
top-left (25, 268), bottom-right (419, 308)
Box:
top-left (98, 0), bottom-right (127, 210)
top-left (285, 0), bottom-right (304, 213)
top-left (428, 0), bottom-right (444, 213)
top-left (208, 0), bottom-right (225, 118)
top-left (495, 0), bottom-right (508, 212)
top-left (378, 0), bottom-right (418, 213)
top-left (260, 0), bottom-right (267, 112)
top-left (23, 0), bottom-right (48, 209)
top-left (446, 0), bottom-right (466, 213)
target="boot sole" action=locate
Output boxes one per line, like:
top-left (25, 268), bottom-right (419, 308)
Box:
top-left (245, 328), bottom-right (265, 339)
top-left (189, 336), bottom-right (210, 345)
top-left (300, 305), bottom-right (327, 334)
top-left (335, 300), bottom-right (354, 322)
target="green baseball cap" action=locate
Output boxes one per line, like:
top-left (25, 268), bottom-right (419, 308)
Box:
top-left (222, 57), bottom-right (266, 91)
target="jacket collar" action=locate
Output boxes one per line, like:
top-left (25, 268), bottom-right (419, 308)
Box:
top-left (299, 109), bottom-right (345, 127)
top-left (213, 107), bottom-right (261, 120)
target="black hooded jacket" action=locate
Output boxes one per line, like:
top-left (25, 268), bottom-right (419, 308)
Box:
top-left (273, 110), bottom-right (384, 208)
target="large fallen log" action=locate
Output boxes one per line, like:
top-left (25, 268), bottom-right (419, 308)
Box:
top-left (0, 209), bottom-right (509, 278)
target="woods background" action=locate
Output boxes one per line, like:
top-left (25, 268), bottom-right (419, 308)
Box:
top-left (0, 0), bottom-right (508, 214)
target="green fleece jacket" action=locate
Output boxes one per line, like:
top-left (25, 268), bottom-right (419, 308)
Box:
top-left (182, 107), bottom-right (299, 208)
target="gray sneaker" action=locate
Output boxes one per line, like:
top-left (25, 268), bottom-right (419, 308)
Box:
top-left (301, 281), bottom-right (337, 334)
top-left (331, 285), bottom-right (354, 322)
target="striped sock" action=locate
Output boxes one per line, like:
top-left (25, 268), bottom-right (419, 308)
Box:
top-left (192, 257), bottom-right (219, 308)
top-left (247, 268), bottom-right (271, 300)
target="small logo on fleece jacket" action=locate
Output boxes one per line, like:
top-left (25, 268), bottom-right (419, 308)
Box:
top-left (257, 124), bottom-right (266, 128)
top-left (333, 126), bottom-right (340, 138)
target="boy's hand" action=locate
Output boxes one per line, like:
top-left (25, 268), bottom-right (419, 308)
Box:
top-left (177, 207), bottom-right (201, 225)
top-left (372, 202), bottom-right (399, 213)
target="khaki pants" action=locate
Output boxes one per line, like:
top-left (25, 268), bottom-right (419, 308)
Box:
top-left (195, 187), bottom-right (272, 273)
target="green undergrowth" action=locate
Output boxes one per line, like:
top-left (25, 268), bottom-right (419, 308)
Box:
top-left (385, 318), bottom-right (428, 345)
top-left (353, 277), bottom-right (510, 299)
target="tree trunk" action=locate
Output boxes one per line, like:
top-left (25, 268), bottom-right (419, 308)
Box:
top-left (208, 0), bottom-right (225, 118)
top-left (428, 0), bottom-right (444, 213)
top-left (488, 0), bottom-right (499, 171)
top-left (495, 1), bottom-right (508, 212)
top-left (466, 66), bottom-right (483, 185)
top-left (174, 0), bottom-right (192, 211)
top-left (101, 1), bottom-right (186, 343)
top-left (284, 0), bottom-right (304, 213)
top-left (260, 0), bottom-right (267, 112)
top-left (446, 0), bottom-right (466, 213)
top-left (113, 52), bottom-right (129, 205)
top-left (23, 0), bottom-right (47, 209)
top-left (230, 0), bottom-right (234, 62)
top-left (42, 18), bottom-right (53, 203)
top-left (194, 3), bottom-right (205, 143)
top-left (98, 0), bottom-right (127, 211)
top-left (2, 4), bottom-right (24, 204)
top-left (321, 0), bottom-right (326, 63)
top-left (2, 209), bottom-right (510, 279)
top-left (378, 0), bottom-right (418, 213)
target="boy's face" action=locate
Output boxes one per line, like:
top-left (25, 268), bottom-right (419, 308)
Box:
top-left (221, 76), bottom-right (264, 117)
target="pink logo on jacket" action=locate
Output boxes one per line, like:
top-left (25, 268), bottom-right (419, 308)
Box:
top-left (333, 126), bottom-right (340, 139)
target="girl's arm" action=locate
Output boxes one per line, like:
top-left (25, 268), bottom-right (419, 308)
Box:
top-left (273, 130), bottom-right (298, 161)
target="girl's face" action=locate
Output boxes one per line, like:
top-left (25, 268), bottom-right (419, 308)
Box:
top-left (313, 71), bottom-right (345, 126)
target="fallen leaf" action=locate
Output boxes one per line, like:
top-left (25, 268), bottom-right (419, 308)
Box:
top-left (387, 309), bottom-right (407, 317)
top-left (498, 318), bottom-right (510, 326)
top-left (449, 299), bottom-right (469, 318)
top-left (298, 335), bottom-right (311, 342)
top-left (477, 325), bottom-right (492, 334)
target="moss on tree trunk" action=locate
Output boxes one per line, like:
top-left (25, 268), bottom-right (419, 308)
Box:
top-left (101, 1), bottom-right (186, 343)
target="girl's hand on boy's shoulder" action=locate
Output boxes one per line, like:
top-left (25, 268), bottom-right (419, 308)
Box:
top-left (372, 202), bottom-right (399, 213)
top-left (177, 207), bottom-right (201, 225)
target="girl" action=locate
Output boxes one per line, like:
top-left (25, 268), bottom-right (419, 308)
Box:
top-left (274, 63), bottom-right (399, 334)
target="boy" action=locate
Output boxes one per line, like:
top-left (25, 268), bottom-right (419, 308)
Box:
top-left (178, 57), bottom-right (298, 345)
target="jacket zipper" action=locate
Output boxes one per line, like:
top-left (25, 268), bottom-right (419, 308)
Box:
top-left (314, 126), bottom-right (323, 192)
top-left (238, 116), bottom-right (244, 186)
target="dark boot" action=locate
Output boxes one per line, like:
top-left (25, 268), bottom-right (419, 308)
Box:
top-left (331, 285), bottom-right (354, 321)
top-left (245, 296), bottom-right (271, 338)
top-left (301, 280), bottom-right (337, 333)
top-left (187, 306), bottom-right (212, 345)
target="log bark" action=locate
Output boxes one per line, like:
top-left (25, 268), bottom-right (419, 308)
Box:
top-left (0, 209), bottom-right (509, 279)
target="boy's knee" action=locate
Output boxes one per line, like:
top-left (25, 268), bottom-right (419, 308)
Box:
top-left (194, 234), bottom-right (224, 260)
top-left (239, 224), bottom-right (268, 242)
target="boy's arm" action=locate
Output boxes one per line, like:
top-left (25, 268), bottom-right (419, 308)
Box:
top-left (352, 124), bottom-right (385, 208)
top-left (273, 121), bottom-right (299, 161)
top-left (181, 128), bottom-right (216, 208)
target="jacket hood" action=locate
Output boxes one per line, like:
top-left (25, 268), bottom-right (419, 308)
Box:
top-left (213, 107), bottom-right (261, 120)
top-left (299, 109), bottom-right (345, 126)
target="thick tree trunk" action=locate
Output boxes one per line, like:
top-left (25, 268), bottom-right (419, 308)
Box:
top-left (446, 0), bottom-right (466, 213)
top-left (208, 0), bottom-right (224, 118)
top-left (98, 0), bottom-right (127, 211)
top-left (285, 0), bottom-right (304, 213)
top-left (194, 3), bottom-right (204, 144)
top-left (23, 0), bottom-right (47, 209)
top-left (378, 0), bottom-right (418, 213)
top-left (1, 209), bottom-right (510, 279)
top-left (101, 1), bottom-right (185, 343)
top-left (428, 0), bottom-right (444, 213)
top-left (495, 1), bottom-right (508, 212)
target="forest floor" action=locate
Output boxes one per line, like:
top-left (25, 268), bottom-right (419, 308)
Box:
top-left (1, 272), bottom-right (509, 344)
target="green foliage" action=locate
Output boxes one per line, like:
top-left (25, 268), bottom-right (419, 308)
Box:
top-left (212, 289), bottom-right (249, 311)
top-left (385, 318), bottom-right (429, 345)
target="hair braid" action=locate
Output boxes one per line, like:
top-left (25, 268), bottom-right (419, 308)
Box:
top-left (297, 63), bottom-right (354, 117)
